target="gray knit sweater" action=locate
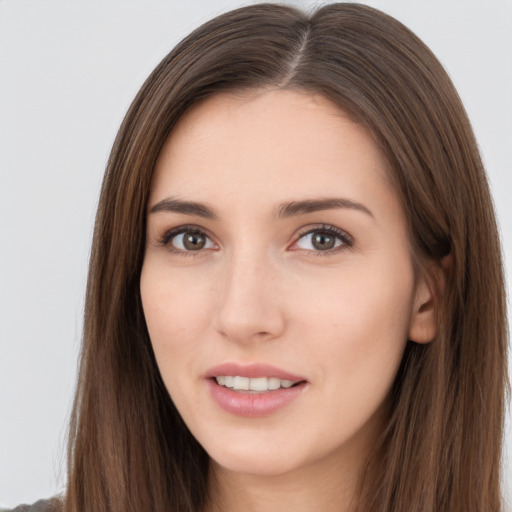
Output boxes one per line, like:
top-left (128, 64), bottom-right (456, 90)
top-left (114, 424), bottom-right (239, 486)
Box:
top-left (1, 499), bottom-right (59, 512)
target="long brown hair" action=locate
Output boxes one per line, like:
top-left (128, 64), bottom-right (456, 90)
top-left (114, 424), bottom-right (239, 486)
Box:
top-left (65, 3), bottom-right (508, 511)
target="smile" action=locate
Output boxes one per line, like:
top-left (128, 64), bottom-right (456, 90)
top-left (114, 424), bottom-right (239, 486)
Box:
top-left (205, 363), bottom-right (308, 416)
top-left (214, 375), bottom-right (298, 392)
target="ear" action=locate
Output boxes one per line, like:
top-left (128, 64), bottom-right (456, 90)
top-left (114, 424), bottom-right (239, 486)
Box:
top-left (408, 255), bottom-right (451, 344)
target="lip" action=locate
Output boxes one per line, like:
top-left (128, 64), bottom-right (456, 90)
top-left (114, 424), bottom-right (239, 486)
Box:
top-left (205, 363), bottom-right (308, 417)
top-left (205, 362), bottom-right (306, 381)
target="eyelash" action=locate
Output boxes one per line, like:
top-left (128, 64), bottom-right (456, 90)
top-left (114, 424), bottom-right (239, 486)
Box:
top-left (158, 224), bottom-right (354, 257)
top-left (158, 225), bottom-right (215, 258)
top-left (293, 224), bottom-right (354, 255)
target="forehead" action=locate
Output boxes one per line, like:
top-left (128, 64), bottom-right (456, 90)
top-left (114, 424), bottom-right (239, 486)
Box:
top-left (149, 89), bottom-right (395, 216)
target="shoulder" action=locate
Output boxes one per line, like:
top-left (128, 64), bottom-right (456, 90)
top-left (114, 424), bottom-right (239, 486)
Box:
top-left (1, 498), bottom-right (61, 512)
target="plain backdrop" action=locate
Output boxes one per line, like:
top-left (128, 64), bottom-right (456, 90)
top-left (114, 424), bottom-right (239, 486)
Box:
top-left (1, 0), bottom-right (511, 508)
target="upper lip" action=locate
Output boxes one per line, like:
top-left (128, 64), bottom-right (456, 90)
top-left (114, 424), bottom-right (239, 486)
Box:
top-left (205, 362), bottom-right (306, 382)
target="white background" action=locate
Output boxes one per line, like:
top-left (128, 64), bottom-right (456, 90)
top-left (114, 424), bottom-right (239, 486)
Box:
top-left (1, 0), bottom-right (511, 508)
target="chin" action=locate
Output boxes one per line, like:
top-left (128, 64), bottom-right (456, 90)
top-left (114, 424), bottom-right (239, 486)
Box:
top-left (203, 429), bottom-right (344, 480)
top-left (210, 450), bottom-right (303, 478)
top-left (199, 432), bottom-right (301, 477)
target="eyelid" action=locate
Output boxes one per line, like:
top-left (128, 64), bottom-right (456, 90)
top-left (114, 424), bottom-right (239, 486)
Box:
top-left (290, 224), bottom-right (354, 253)
top-left (158, 224), bottom-right (218, 255)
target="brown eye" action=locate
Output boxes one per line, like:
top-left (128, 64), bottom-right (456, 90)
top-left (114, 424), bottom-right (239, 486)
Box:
top-left (165, 228), bottom-right (215, 252)
top-left (311, 232), bottom-right (336, 250)
top-left (182, 231), bottom-right (206, 250)
top-left (294, 226), bottom-right (352, 253)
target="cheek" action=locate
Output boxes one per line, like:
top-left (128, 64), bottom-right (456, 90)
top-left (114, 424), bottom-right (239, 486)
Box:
top-left (293, 258), bottom-right (414, 395)
top-left (306, 252), bottom-right (414, 336)
top-left (140, 262), bottom-right (216, 379)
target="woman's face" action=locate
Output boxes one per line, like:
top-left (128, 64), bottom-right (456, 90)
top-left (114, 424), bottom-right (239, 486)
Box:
top-left (141, 89), bottom-right (434, 479)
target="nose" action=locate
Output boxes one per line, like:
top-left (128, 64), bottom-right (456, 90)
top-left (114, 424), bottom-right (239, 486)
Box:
top-left (214, 250), bottom-right (286, 345)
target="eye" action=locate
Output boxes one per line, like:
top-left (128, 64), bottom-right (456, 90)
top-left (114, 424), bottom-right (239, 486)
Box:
top-left (293, 225), bottom-right (353, 253)
top-left (161, 226), bottom-right (216, 254)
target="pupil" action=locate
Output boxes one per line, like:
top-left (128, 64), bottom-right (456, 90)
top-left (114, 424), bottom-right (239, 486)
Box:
top-left (312, 232), bottom-right (335, 250)
top-left (183, 232), bottom-right (205, 250)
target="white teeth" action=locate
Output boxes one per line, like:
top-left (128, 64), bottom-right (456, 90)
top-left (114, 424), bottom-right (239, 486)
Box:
top-left (249, 377), bottom-right (268, 391)
top-left (233, 376), bottom-right (249, 390)
top-left (268, 377), bottom-right (281, 390)
top-left (214, 376), bottom-right (299, 392)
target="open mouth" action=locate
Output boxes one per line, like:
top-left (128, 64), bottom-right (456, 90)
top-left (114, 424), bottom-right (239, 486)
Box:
top-left (213, 375), bottom-right (304, 393)
top-left (207, 369), bottom-right (308, 416)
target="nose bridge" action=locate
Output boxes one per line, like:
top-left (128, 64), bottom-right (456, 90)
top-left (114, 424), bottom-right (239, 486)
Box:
top-left (215, 243), bottom-right (285, 343)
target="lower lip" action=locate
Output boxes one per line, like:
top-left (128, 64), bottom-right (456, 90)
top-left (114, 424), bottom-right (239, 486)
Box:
top-left (207, 379), bottom-right (307, 417)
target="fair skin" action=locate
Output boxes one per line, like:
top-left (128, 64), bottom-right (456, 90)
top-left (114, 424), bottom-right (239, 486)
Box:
top-left (140, 89), bottom-right (437, 512)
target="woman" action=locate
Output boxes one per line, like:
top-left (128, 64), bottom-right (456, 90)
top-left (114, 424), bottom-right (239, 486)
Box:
top-left (10, 2), bottom-right (508, 511)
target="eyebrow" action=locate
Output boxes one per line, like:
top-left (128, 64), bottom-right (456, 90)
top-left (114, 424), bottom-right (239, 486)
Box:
top-left (277, 198), bottom-right (374, 219)
top-left (149, 197), bottom-right (218, 219)
top-left (149, 196), bottom-right (373, 219)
